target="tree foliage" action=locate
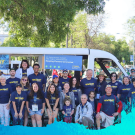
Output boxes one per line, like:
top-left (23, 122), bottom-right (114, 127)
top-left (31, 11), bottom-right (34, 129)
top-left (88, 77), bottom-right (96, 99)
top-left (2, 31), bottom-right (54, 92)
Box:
top-left (0, 0), bottom-right (105, 47)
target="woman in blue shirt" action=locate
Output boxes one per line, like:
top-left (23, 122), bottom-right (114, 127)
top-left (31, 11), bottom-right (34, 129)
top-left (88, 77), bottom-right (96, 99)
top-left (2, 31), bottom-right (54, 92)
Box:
top-left (0, 76), bottom-right (12, 126)
top-left (20, 76), bottom-right (31, 126)
top-left (26, 83), bottom-right (45, 127)
top-left (45, 83), bottom-right (59, 124)
top-left (108, 72), bottom-right (122, 96)
top-left (69, 77), bottom-right (82, 106)
top-left (10, 83), bottom-right (26, 125)
top-left (118, 76), bottom-right (133, 113)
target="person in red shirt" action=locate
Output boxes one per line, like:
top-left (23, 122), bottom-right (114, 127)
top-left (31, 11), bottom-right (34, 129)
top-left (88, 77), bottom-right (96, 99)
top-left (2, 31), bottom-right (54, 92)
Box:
top-left (96, 85), bottom-right (122, 130)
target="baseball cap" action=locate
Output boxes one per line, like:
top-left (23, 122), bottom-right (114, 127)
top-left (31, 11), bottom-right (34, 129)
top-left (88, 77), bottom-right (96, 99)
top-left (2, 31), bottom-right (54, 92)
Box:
top-left (53, 75), bottom-right (58, 79)
top-left (63, 69), bottom-right (68, 73)
top-left (16, 83), bottom-right (22, 88)
top-left (10, 68), bottom-right (16, 71)
top-left (106, 85), bottom-right (112, 89)
top-left (131, 69), bottom-right (135, 72)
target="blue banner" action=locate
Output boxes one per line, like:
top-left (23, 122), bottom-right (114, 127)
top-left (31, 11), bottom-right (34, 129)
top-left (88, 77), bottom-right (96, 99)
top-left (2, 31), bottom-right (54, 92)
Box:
top-left (45, 55), bottom-right (82, 71)
top-left (0, 55), bottom-right (9, 69)
top-left (130, 55), bottom-right (134, 62)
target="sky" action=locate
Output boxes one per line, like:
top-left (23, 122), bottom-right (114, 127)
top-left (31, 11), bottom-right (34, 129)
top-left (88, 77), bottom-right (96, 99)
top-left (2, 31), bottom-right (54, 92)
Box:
top-left (102, 0), bottom-right (135, 42)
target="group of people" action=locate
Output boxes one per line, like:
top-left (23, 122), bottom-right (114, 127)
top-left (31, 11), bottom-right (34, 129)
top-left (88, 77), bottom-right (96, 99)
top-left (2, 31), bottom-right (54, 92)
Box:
top-left (0, 60), bottom-right (135, 130)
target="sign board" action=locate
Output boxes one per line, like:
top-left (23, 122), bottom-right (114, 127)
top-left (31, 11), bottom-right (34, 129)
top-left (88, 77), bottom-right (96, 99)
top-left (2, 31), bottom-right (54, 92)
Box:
top-left (45, 55), bottom-right (82, 71)
top-left (0, 55), bottom-right (9, 69)
top-left (130, 55), bottom-right (134, 62)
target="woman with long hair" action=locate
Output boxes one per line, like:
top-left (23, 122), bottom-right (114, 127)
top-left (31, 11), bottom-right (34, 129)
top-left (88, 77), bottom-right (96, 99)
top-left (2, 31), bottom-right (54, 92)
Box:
top-left (20, 76), bottom-right (31, 126)
top-left (26, 83), bottom-right (45, 127)
top-left (15, 60), bottom-right (34, 79)
top-left (45, 83), bottom-right (59, 124)
top-left (69, 77), bottom-right (82, 106)
top-left (117, 76), bottom-right (133, 113)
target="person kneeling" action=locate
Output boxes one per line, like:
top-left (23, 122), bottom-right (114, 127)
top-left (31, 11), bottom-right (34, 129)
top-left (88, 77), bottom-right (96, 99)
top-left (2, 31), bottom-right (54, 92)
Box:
top-left (75, 94), bottom-right (94, 129)
top-left (62, 97), bottom-right (74, 123)
top-left (10, 84), bottom-right (27, 125)
top-left (96, 85), bottom-right (122, 130)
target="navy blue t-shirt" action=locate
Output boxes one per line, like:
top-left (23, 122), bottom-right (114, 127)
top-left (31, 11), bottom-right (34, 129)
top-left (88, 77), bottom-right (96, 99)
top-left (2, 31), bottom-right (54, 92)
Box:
top-left (118, 84), bottom-right (133, 103)
top-left (27, 91), bottom-right (45, 111)
top-left (28, 73), bottom-right (46, 90)
top-left (63, 104), bottom-right (73, 117)
top-left (22, 86), bottom-right (29, 95)
top-left (128, 86), bottom-right (135, 105)
top-left (70, 87), bottom-right (79, 106)
top-left (45, 92), bottom-right (60, 105)
top-left (59, 77), bottom-right (70, 89)
top-left (99, 94), bottom-right (120, 116)
top-left (108, 81), bottom-right (122, 96)
top-left (6, 77), bottom-right (20, 92)
top-left (22, 69), bottom-right (27, 77)
top-left (80, 78), bottom-right (97, 96)
top-left (0, 84), bottom-right (12, 103)
top-left (10, 91), bottom-right (26, 108)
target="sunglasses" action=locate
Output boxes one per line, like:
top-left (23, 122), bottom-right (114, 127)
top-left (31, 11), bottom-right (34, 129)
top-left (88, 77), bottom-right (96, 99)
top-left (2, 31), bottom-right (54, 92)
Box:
top-left (112, 75), bottom-right (116, 77)
top-left (22, 79), bottom-right (27, 81)
top-left (63, 72), bottom-right (68, 73)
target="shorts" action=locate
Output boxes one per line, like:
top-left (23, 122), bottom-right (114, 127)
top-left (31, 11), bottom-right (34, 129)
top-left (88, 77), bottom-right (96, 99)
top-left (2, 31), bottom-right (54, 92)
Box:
top-left (100, 111), bottom-right (114, 127)
top-left (29, 109), bottom-right (43, 116)
top-left (122, 101), bottom-right (130, 112)
top-left (64, 116), bottom-right (72, 123)
top-left (46, 104), bottom-right (59, 110)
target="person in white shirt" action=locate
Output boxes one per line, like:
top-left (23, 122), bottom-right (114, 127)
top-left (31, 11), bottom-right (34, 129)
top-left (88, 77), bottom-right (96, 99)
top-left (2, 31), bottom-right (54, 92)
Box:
top-left (75, 94), bottom-right (94, 129)
top-left (15, 60), bottom-right (34, 79)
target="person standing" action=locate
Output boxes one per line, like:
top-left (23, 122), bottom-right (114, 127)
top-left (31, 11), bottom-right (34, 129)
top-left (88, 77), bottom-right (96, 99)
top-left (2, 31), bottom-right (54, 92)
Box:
top-left (10, 84), bottom-right (26, 125)
top-left (117, 76), bottom-right (133, 113)
top-left (80, 69), bottom-right (97, 97)
top-left (45, 83), bottom-right (59, 124)
top-left (0, 76), bottom-right (12, 126)
top-left (15, 60), bottom-right (34, 79)
top-left (28, 64), bottom-right (46, 91)
top-left (59, 69), bottom-right (70, 89)
top-left (95, 71), bottom-right (107, 100)
top-left (6, 68), bottom-right (20, 92)
top-left (108, 72), bottom-right (122, 96)
top-left (20, 76), bottom-right (30, 126)
top-left (96, 85), bottom-right (122, 129)
top-left (26, 83), bottom-right (45, 127)
top-left (69, 77), bottom-right (82, 106)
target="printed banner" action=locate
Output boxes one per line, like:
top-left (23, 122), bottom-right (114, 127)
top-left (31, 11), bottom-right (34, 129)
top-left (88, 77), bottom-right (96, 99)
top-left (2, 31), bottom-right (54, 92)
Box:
top-left (0, 55), bottom-right (9, 69)
top-left (45, 55), bottom-right (82, 71)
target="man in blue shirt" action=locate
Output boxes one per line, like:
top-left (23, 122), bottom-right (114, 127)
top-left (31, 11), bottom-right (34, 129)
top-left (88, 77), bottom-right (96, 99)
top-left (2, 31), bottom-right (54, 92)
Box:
top-left (6, 68), bottom-right (20, 92)
top-left (28, 64), bottom-right (46, 91)
top-left (59, 69), bottom-right (70, 89)
top-left (80, 69), bottom-right (97, 97)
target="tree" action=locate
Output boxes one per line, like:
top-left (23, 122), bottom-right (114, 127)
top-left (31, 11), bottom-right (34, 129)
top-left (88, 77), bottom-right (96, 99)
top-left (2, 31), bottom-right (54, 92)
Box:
top-left (0, 0), bottom-right (105, 47)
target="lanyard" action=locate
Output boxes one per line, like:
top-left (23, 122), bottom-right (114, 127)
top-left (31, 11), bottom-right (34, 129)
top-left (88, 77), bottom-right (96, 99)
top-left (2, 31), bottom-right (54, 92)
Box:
top-left (33, 94), bottom-right (37, 104)
top-left (98, 82), bottom-right (101, 93)
top-left (80, 104), bottom-right (86, 114)
top-left (51, 94), bottom-right (54, 105)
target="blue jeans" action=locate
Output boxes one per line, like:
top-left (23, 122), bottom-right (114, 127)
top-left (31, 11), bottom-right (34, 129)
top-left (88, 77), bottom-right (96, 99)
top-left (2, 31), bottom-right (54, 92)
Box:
top-left (11, 108), bottom-right (25, 126)
top-left (29, 109), bottom-right (42, 116)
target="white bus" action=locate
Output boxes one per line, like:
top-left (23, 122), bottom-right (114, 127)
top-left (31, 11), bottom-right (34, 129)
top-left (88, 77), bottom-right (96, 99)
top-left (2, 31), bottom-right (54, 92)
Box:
top-left (0, 47), bottom-right (128, 79)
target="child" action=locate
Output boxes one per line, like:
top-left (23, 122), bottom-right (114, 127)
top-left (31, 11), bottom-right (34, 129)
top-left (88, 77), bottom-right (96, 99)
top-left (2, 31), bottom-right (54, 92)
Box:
top-left (88, 91), bottom-right (97, 120)
top-left (62, 97), bottom-right (74, 123)
top-left (128, 78), bottom-right (135, 110)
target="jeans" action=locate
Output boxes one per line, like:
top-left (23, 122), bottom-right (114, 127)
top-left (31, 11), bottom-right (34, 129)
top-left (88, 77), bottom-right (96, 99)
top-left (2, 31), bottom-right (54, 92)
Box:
top-left (0, 103), bottom-right (10, 126)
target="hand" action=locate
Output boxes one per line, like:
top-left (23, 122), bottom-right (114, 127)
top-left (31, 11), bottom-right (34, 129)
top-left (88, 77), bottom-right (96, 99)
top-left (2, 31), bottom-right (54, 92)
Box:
top-left (19, 112), bottom-right (23, 119)
top-left (6, 103), bottom-right (10, 110)
top-left (96, 112), bottom-right (101, 118)
top-left (14, 112), bottom-right (18, 118)
top-left (41, 109), bottom-right (44, 114)
top-left (75, 119), bottom-right (79, 123)
top-left (112, 112), bottom-right (119, 117)
top-left (27, 108), bottom-right (30, 113)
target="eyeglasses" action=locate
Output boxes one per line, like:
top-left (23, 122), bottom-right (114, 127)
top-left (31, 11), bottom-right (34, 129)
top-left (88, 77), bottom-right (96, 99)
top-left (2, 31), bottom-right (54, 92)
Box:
top-left (22, 79), bottom-right (27, 81)
top-left (112, 75), bottom-right (116, 77)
